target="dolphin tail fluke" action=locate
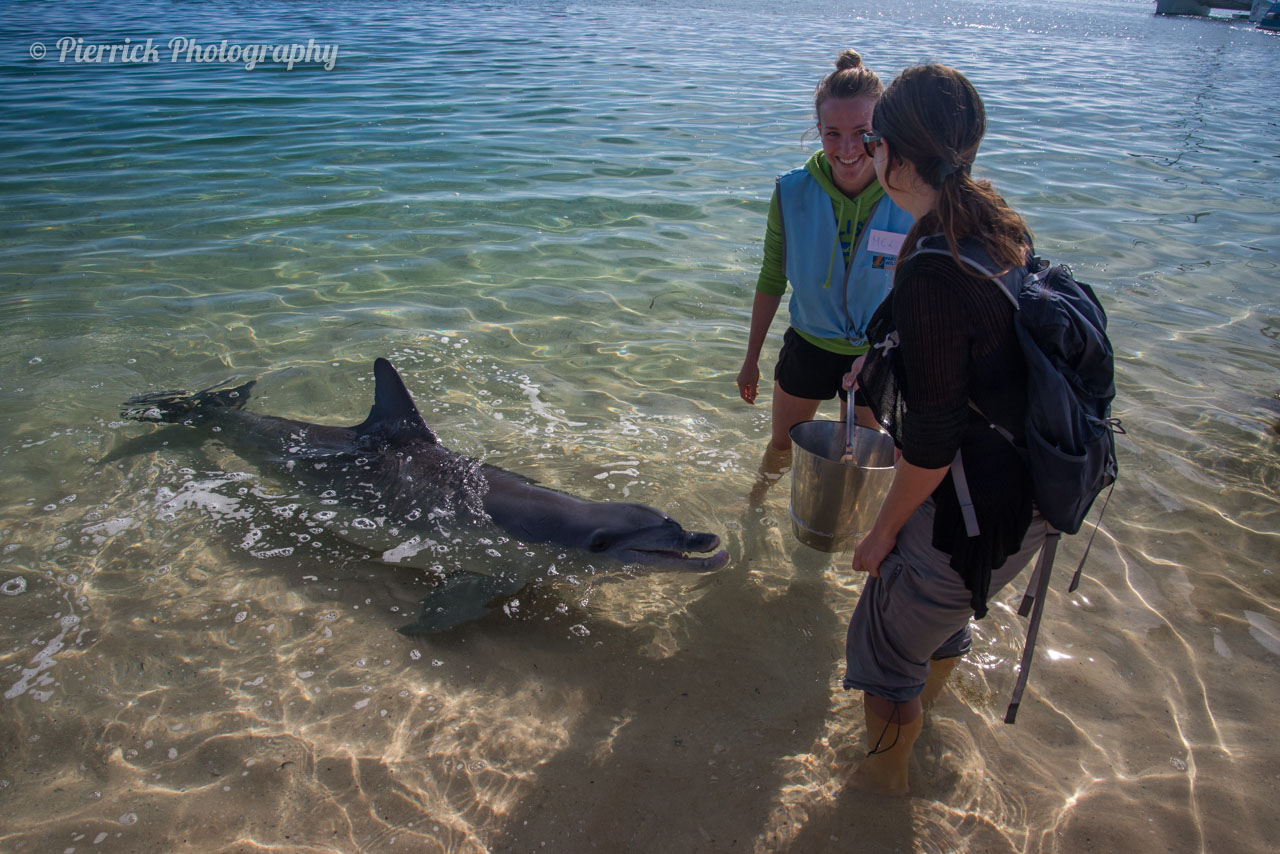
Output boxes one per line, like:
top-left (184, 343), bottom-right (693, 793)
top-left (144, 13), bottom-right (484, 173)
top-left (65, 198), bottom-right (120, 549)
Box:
top-left (398, 572), bottom-right (526, 635)
top-left (122, 379), bottom-right (257, 425)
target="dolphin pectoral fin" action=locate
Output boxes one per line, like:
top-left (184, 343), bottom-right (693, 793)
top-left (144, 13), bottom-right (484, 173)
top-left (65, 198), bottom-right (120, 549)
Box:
top-left (99, 426), bottom-right (211, 464)
top-left (398, 572), bottom-right (526, 635)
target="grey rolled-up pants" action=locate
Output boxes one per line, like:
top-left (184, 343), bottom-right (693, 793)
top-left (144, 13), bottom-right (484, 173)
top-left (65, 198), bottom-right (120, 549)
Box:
top-left (843, 498), bottom-right (1049, 703)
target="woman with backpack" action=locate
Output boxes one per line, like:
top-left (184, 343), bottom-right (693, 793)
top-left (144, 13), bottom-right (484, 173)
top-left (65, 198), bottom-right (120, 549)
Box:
top-left (736, 50), bottom-right (913, 499)
top-left (839, 64), bottom-right (1051, 794)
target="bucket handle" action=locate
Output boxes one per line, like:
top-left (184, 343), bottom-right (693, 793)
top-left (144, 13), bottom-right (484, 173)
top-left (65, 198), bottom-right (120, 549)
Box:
top-left (841, 401), bottom-right (858, 463)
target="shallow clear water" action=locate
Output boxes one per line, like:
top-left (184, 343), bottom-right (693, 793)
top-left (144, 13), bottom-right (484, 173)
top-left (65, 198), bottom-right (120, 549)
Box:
top-left (2, 0), bottom-right (1278, 851)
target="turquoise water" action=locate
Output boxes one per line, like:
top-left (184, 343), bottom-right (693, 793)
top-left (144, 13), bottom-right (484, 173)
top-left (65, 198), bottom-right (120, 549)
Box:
top-left (2, 0), bottom-right (1278, 851)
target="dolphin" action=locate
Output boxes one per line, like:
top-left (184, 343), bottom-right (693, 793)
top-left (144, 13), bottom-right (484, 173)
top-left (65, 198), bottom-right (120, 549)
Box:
top-left (121, 357), bottom-right (728, 633)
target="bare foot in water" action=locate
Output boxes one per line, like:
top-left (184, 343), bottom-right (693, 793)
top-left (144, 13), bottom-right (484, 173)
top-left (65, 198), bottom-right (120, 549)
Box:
top-left (840, 757), bottom-right (910, 796)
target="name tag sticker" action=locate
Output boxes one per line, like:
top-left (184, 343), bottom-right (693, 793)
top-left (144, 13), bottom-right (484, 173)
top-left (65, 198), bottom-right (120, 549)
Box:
top-left (868, 229), bottom-right (907, 257)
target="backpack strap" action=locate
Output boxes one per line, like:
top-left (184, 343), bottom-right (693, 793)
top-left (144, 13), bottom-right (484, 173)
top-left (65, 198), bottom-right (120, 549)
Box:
top-left (1003, 439), bottom-right (1119, 721)
top-left (950, 449), bottom-right (980, 538)
top-left (946, 400), bottom-right (1017, 541)
top-left (1005, 528), bottom-right (1060, 724)
top-left (1068, 477), bottom-right (1116, 592)
top-left (969, 399), bottom-right (1016, 443)
top-left (908, 236), bottom-right (1021, 309)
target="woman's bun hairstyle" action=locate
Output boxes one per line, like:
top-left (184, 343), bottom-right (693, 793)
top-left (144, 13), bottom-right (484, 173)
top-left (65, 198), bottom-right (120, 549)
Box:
top-left (814, 50), bottom-right (882, 118)
top-left (835, 50), bottom-right (863, 71)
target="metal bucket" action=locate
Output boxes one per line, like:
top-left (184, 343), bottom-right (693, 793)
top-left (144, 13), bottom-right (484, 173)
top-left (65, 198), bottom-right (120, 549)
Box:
top-left (788, 416), bottom-right (896, 552)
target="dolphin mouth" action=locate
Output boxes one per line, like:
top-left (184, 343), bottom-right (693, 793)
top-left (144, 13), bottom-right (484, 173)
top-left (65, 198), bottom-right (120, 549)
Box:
top-left (692, 548), bottom-right (730, 570)
top-left (621, 536), bottom-right (728, 572)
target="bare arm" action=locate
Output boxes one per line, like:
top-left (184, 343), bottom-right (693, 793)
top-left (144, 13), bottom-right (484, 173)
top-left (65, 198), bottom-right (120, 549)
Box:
top-left (737, 290), bottom-right (783, 404)
top-left (852, 458), bottom-right (949, 577)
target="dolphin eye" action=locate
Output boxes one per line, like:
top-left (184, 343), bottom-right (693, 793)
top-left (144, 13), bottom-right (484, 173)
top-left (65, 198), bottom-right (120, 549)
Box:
top-left (588, 532), bottom-right (610, 553)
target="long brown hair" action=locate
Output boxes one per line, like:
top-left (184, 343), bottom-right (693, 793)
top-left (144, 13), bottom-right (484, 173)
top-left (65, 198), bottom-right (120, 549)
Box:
top-left (813, 50), bottom-right (883, 118)
top-left (873, 64), bottom-right (1028, 273)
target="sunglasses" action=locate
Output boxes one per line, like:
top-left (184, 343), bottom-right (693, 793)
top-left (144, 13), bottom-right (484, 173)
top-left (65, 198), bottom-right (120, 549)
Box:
top-left (861, 131), bottom-right (884, 159)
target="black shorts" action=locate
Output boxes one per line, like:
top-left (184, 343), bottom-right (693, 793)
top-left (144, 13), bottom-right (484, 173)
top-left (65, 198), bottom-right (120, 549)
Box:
top-left (773, 327), bottom-right (856, 402)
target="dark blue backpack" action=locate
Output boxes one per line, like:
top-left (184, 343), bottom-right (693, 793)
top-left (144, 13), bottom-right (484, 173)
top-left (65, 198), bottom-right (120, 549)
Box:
top-left (914, 235), bottom-right (1124, 722)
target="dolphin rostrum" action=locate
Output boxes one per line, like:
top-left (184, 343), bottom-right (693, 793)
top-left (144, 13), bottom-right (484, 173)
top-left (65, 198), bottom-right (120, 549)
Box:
top-left (121, 357), bottom-right (729, 632)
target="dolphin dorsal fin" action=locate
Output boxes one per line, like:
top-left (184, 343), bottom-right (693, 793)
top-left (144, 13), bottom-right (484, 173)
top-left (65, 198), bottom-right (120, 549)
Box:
top-left (356, 358), bottom-right (439, 444)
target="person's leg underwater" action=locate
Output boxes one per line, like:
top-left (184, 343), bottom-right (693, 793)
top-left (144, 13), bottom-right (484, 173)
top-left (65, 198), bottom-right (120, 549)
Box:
top-left (851, 693), bottom-right (923, 796)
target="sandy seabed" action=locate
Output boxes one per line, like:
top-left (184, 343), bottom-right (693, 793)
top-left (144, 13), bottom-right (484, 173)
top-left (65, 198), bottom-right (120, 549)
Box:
top-left (3, 449), bottom-right (1277, 854)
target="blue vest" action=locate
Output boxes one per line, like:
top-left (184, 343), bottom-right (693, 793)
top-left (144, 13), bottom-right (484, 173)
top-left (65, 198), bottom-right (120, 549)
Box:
top-left (777, 167), bottom-right (914, 347)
